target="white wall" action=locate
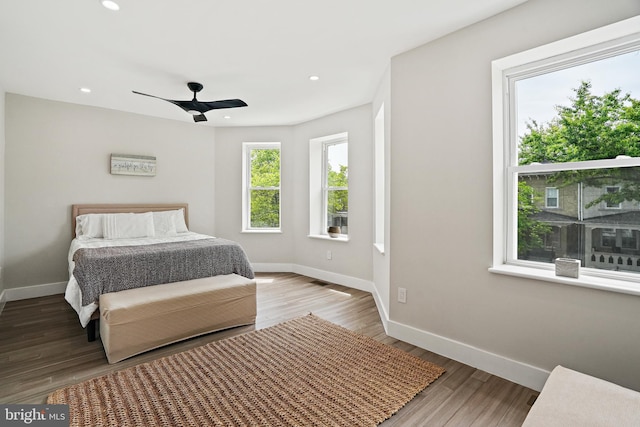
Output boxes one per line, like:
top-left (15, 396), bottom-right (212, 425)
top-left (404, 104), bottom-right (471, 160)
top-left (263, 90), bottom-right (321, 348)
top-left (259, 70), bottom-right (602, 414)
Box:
top-left (213, 126), bottom-right (296, 265)
top-left (389, 0), bottom-right (640, 390)
top-left (0, 89), bottom-right (5, 301)
top-left (292, 105), bottom-right (373, 282)
top-left (3, 95), bottom-right (374, 294)
top-left (214, 105), bottom-right (373, 284)
top-left (372, 68), bottom-right (391, 321)
top-left (4, 94), bottom-right (217, 288)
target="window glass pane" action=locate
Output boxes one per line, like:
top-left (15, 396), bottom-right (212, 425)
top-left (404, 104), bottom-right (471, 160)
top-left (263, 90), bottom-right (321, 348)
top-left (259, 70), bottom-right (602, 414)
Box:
top-left (327, 189), bottom-right (348, 234)
top-left (250, 189), bottom-right (280, 228)
top-left (324, 141), bottom-right (348, 235)
top-left (511, 45), bottom-right (640, 276)
top-left (546, 188), bottom-right (558, 208)
top-left (326, 143), bottom-right (348, 187)
top-left (517, 166), bottom-right (640, 272)
top-left (600, 229), bottom-right (616, 248)
top-left (250, 148), bottom-right (280, 187)
top-left (622, 229), bottom-right (638, 249)
top-left (244, 144), bottom-right (280, 231)
top-left (605, 187), bottom-right (621, 208)
top-left (515, 49), bottom-right (640, 167)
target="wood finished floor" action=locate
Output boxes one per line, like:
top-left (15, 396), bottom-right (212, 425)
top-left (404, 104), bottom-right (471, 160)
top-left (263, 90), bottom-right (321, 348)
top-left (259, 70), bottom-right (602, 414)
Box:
top-left (0, 272), bottom-right (537, 426)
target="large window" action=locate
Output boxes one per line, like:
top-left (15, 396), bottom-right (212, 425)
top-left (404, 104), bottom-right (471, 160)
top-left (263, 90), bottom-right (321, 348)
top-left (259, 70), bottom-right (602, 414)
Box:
top-left (309, 132), bottom-right (348, 239)
top-left (323, 138), bottom-right (348, 236)
top-left (242, 143), bottom-right (281, 232)
top-left (492, 16), bottom-right (640, 290)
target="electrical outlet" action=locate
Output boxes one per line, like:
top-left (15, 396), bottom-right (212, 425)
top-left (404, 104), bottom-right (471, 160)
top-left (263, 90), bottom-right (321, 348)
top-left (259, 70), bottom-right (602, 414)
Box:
top-left (398, 287), bottom-right (407, 303)
top-left (326, 250), bottom-right (332, 260)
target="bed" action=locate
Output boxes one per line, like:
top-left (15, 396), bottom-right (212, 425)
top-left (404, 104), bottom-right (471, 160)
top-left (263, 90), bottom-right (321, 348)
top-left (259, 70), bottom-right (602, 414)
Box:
top-left (65, 203), bottom-right (255, 343)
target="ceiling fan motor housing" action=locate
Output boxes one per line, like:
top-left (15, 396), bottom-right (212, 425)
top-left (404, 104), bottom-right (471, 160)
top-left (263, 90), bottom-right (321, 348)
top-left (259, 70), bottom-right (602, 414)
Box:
top-left (187, 82), bottom-right (203, 93)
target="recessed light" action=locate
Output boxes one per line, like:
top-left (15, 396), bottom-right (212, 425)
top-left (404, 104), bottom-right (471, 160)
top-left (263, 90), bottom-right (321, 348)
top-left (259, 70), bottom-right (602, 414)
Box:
top-left (80, 87), bottom-right (92, 93)
top-left (309, 75), bottom-right (320, 81)
top-left (223, 115), bottom-right (231, 119)
top-left (101, 0), bottom-right (120, 11)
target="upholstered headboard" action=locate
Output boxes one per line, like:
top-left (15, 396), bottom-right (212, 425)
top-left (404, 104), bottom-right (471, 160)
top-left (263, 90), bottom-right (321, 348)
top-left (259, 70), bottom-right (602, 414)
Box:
top-left (71, 203), bottom-right (189, 238)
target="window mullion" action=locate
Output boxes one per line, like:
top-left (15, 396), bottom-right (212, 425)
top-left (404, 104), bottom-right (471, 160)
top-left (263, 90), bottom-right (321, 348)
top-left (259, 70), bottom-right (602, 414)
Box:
top-left (512, 157), bottom-right (640, 173)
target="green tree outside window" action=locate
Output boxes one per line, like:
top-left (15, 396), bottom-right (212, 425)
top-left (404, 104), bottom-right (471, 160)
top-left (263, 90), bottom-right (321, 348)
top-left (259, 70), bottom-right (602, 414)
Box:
top-left (518, 81), bottom-right (640, 255)
top-left (250, 148), bottom-right (280, 228)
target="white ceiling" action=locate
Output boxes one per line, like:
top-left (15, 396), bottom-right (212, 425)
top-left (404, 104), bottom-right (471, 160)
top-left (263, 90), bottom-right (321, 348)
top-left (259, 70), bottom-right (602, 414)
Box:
top-left (0, 0), bottom-right (527, 127)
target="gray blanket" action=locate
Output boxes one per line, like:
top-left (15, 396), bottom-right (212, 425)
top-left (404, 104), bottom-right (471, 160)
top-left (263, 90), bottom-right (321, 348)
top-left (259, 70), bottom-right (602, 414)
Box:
top-left (73, 238), bottom-right (254, 305)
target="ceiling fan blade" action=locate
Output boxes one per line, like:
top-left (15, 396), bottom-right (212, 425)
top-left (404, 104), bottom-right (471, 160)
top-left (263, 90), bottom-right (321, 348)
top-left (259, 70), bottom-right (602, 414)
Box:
top-left (133, 90), bottom-right (185, 109)
top-left (175, 99), bottom-right (247, 114)
top-left (173, 100), bottom-right (201, 112)
top-left (193, 114), bottom-right (208, 122)
top-left (132, 90), bottom-right (170, 101)
top-left (200, 99), bottom-right (248, 110)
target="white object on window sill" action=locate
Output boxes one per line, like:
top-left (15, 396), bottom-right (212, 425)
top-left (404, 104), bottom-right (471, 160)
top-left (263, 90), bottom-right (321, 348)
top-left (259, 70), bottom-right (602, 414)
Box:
top-left (555, 258), bottom-right (580, 278)
top-left (489, 264), bottom-right (640, 297)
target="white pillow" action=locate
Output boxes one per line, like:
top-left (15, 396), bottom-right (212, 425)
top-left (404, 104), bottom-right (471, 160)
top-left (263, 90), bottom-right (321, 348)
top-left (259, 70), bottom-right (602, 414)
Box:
top-left (103, 212), bottom-right (155, 239)
top-left (76, 214), bottom-right (105, 239)
top-left (152, 211), bottom-right (178, 236)
top-left (174, 208), bottom-right (189, 233)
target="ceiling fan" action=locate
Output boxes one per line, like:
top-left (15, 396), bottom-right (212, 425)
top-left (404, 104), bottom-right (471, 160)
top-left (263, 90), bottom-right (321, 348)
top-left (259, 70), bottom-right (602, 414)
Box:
top-left (132, 82), bottom-right (247, 122)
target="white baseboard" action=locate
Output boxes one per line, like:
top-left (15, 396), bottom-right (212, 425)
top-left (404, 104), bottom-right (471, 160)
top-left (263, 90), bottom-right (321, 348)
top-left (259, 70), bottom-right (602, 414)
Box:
top-left (2, 264), bottom-right (374, 302)
top-left (1, 264), bottom-right (549, 391)
top-left (252, 263), bottom-right (294, 272)
top-left (5, 281), bottom-right (67, 301)
top-left (370, 285), bottom-right (389, 334)
top-left (387, 319), bottom-right (550, 392)
top-left (253, 262), bottom-right (374, 293)
top-left (291, 264), bottom-right (374, 293)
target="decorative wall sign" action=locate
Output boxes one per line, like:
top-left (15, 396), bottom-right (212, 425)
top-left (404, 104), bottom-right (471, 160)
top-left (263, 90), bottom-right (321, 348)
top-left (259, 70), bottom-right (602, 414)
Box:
top-left (110, 154), bottom-right (156, 176)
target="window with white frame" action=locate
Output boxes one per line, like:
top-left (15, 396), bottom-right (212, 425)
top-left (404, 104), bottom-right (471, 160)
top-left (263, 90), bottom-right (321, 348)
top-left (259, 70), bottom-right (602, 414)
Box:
top-left (323, 138), bottom-right (348, 235)
top-left (545, 187), bottom-right (559, 208)
top-left (242, 143), bottom-right (281, 231)
top-left (491, 16), bottom-right (640, 288)
top-left (309, 133), bottom-right (348, 238)
top-left (374, 104), bottom-right (385, 251)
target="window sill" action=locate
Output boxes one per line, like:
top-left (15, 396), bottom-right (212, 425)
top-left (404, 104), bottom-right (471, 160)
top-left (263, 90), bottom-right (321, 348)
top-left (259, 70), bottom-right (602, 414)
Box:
top-left (241, 230), bottom-right (282, 234)
top-left (308, 234), bottom-right (349, 242)
top-left (489, 264), bottom-right (640, 297)
top-left (374, 243), bottom-right (385, 255)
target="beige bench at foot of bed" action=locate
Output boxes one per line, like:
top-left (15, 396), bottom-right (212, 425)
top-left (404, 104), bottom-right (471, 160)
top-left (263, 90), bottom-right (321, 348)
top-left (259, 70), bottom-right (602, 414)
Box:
top-left (523, 365), bottom-right (640, 427)
top-left (99, 274), bottom-right (257, 364)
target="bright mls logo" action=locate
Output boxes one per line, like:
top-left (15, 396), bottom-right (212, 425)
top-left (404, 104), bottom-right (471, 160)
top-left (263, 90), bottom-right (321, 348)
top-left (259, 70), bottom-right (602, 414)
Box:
top-left (1, 405), bottom-right (68, 426)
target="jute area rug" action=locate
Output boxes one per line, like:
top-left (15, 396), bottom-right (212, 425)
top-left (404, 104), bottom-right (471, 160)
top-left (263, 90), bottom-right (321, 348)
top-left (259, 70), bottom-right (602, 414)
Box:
top-left (48, 314), bottom-right (445, 426)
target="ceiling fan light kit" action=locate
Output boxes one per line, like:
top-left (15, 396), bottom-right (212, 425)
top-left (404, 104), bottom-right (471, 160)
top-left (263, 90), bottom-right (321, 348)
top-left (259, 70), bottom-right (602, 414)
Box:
top-left (100, 0), bottom-right (120, 11)
top-left (132, 82), bottom-right (247, 123)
